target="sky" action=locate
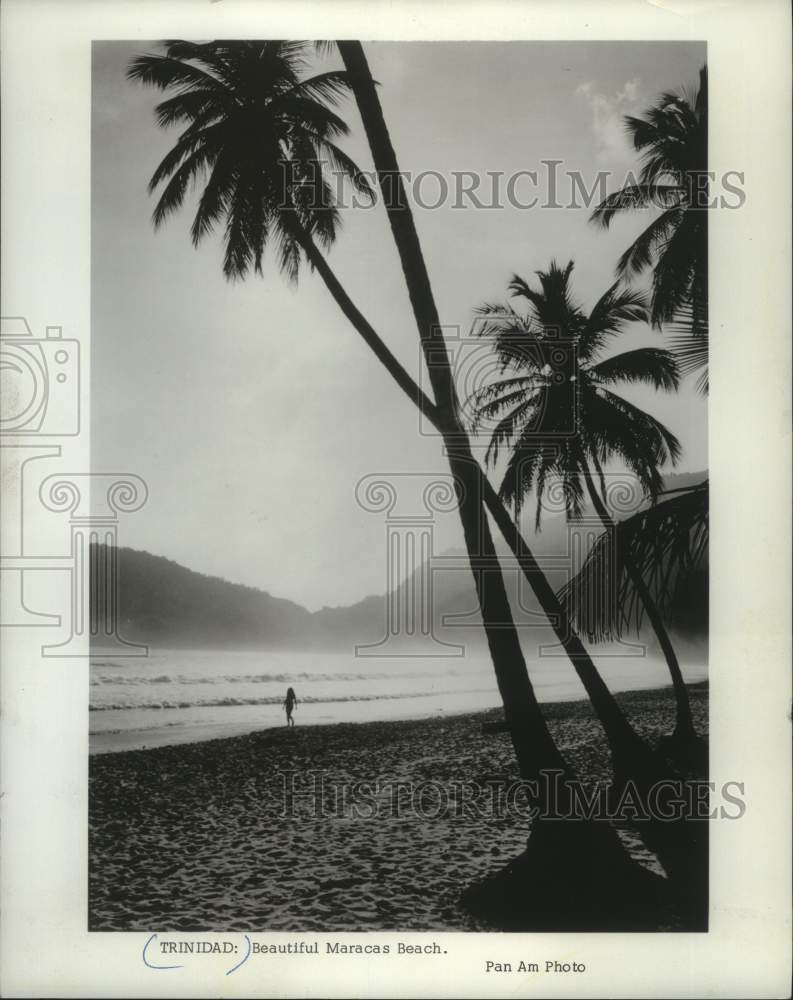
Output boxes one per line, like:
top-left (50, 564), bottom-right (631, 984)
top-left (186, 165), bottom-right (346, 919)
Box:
top-left (92, 40), bottom-right (707, 610)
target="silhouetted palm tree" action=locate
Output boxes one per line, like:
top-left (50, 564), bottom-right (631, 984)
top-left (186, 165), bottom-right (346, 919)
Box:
top-left (591, 66), bottom-right (707, 334)
top-left (127, 41), bottom-right (381, 279)
top-left (467, 260), bottom-right (698, 740)
top-left (590, 68), bottom-right (709, 674)
top-left (128, 38), bottom-right (579, 792)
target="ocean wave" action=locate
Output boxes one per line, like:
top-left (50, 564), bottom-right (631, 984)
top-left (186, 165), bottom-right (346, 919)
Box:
top-left (90, 668), bottom-right (479, 687)
top-left (89, 687), bottom-right (493, 712)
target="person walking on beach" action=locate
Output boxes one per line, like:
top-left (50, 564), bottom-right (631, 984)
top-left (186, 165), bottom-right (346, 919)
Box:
top-left (283, 687), bottom-right (298, 727)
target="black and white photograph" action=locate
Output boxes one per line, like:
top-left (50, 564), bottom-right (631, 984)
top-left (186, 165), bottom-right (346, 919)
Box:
top-left (1, 1), bottom-right (790, 997)
top-left (88, 37), bottom-right (713, 935)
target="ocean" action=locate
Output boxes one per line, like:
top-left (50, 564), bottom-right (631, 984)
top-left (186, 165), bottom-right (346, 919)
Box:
top-left (89, 647), bottom-right (708, 754)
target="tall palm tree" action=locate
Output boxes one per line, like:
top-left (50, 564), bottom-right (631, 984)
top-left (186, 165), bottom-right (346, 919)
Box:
top-left (589, 67), bottom-right (710, 694)
top-left (128, 39), bottom-right (577, 790)
top-left (467, 260), bottom-right (698, 740)
top-left (591, 66), bottom-right (707, 334)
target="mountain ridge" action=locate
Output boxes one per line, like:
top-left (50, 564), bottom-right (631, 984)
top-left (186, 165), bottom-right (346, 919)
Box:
top-left (97, 470), bottom-right (707, 651)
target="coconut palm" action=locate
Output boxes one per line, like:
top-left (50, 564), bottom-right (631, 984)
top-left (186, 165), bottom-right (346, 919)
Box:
top-left (128, 40), bottom-right (577, 792)
top-left (127, 41), bottom-right (377, 279)
top-left (589, 67), bottom-right (710, 656)
top-left (591, 66), bottom-right (707, 334)
top-left (467, 260), bottom-right (698, 741)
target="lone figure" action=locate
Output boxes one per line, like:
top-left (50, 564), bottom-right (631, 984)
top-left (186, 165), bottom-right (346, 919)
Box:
top-left (283, 686), bottom-right (298, 727)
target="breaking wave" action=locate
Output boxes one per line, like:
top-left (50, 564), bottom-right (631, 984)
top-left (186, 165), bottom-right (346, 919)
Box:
top-left (89, 687), bottom-right (492, 712)
top-left (90, 668), bottom-right (478, 687)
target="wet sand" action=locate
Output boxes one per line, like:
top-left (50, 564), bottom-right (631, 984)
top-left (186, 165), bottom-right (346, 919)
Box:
top-left (89, 682), bottom-right (707, 932)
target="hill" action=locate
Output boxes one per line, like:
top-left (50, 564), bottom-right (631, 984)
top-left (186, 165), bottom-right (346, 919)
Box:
top-left (94, 471), bottom-right (707, 650)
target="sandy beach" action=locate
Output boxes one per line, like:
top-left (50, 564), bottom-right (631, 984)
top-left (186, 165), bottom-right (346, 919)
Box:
top-left (89, 682), bottom-right (707, 933)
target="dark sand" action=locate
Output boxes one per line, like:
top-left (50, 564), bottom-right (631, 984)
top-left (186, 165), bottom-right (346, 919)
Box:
top-left (89, 683), bottom-right (707, 932)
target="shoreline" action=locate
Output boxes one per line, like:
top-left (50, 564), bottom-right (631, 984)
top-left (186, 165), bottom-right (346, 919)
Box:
top-left (90, 682), bottom-right (707, 932)
top-left (90, 678), bottom-right (708, 757)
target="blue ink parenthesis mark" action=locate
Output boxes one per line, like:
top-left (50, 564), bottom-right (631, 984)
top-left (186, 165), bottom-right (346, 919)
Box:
top-left (226, 935), bottom-right (251, 976)
top-left (142, 932), bottom-right (183, 971)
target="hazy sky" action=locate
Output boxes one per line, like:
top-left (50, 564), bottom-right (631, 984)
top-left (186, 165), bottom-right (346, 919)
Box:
top-left (92, 40), bottom-right (707, 610)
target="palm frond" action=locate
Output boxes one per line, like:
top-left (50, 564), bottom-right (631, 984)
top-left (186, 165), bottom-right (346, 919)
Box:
top-left (596, 388), bottom-right (682, 470)
top-left (277, 70), bottom-right (356, 108)
top-left (557, 483), bottom-right (708, 640)
top-left (590, 347), bottom-right (680, 392)
top-left (649, 212), bottom-right (706, 326)
top-left (666, 303), bottom-right (708, 394)
top-left (129, 39), bottom-right (369, 283)
top-left (127, 53), bottom-right (227, 95)
top-left (579, 282), bottom-right (649, 359)
top-left (616, 206), bottom-right (685, 277)
top-left (590, 184), bottom-right (682, 228)
top-left (588, 66), bottom-right (707, 331)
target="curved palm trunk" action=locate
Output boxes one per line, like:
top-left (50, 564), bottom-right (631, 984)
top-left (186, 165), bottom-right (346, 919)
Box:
top-left (581, 460), bottom-right (697, 741)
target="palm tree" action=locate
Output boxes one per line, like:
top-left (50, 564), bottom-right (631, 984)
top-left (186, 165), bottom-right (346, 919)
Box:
top-left (128, 39), bottom-right (578, 791)
top-left (591, 66), bottom-right (707, 334)
top-left (588, 67), bottom-right (710, 688)
top-left (467, 260), bottom-right (698, 741)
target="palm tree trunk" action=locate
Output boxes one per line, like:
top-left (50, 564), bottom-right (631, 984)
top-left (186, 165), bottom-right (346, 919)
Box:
top-left (580, 459), bottom-right (697, 741)
top-left (335, 39), bottom-right (652, 766)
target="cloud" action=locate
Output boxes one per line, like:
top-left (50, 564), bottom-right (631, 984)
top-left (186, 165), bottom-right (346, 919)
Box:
top-left (576, 77), bottom-right (643, 167)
